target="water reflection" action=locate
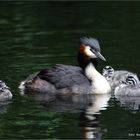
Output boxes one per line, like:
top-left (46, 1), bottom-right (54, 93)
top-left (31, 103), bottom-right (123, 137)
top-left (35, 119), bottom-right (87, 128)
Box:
top-left (26, 93), bottom-right (110, 113)
top-left (80, 94), bottom-right (111, 140)
top-left (39, 93), bottom-right (110, 139)
top-left (115, 95), bottom-right (140, 111)
top-left (41, 92), bottom-right (140, 139)
top-left (0, 101), bottom-right (12, 114)
top-left (80, 114), bottom-right (102, 140)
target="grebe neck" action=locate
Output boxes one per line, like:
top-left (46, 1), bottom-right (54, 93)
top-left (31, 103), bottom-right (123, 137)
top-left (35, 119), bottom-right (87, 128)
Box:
top-left (78, 52), bottom-right (98, 70)
top-left (84, 63), bottom-right (100, 82)
top-left (84, 62), bottom-right (111, 94)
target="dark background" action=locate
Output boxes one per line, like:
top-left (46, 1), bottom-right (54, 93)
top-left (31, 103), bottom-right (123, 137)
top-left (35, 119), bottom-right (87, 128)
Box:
top-left (0, 1), bottom-right (140, 139)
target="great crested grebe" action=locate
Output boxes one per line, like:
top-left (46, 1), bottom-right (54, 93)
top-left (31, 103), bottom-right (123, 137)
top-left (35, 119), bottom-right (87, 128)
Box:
top-left (19, 37), bottom-right (111, 95)
top-left (102, 65), bottom-right (139, 89)
top-left (0, 80), bottom-right (12, 101)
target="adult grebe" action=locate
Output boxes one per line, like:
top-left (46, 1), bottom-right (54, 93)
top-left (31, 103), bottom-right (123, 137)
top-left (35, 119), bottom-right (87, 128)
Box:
top-left (102, 66), bottom-right (139, 89)
top-left (19, 37), bottom-right (111, 95)
top-left (0, 80), bottom-right (12, 101)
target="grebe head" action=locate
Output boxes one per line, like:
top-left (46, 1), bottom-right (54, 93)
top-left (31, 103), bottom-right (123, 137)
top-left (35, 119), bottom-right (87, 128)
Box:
top-left (78, 37), bottom-right (106, 69)
top-left (121, 75), bottom-right (139, 87)
top-left (0, 80), bottom-right (9, 90)
top-left (102, 66), bottom-right (114, 80)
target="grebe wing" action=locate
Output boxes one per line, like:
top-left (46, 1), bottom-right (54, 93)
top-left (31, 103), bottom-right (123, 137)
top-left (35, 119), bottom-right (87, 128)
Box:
top-left (37, 64), bottom-right (91, 89)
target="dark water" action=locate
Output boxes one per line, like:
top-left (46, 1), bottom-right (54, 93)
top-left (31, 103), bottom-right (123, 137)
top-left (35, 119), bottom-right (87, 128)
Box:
top-left (0, 1), bottom-right (140, 139)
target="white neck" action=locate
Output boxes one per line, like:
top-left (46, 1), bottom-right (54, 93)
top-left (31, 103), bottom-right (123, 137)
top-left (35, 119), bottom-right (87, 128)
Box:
top-left (85, 63), bottom-right (111, 94)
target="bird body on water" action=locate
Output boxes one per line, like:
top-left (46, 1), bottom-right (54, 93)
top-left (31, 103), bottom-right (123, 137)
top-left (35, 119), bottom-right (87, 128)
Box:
top-left (102, 65), bottom-right (140, 97)
top-left (19, 37), bottom-right (111, 96)
top-left (0, 80), bottom-right (12, 101)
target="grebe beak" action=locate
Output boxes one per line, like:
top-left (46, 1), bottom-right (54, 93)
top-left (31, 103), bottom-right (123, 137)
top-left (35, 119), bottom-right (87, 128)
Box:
top-left (95, 51), bottom-right (106, 61)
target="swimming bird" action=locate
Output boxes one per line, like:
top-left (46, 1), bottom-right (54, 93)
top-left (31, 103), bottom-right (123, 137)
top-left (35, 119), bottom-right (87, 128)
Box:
top-left (102, 65), bottom-right (139, 89)
top-left (114, 75), bottom-right (140, 96)
top-left (19, 37), bottom-right (111, 95)
top-left (0, 80), bottom-right (12, 101)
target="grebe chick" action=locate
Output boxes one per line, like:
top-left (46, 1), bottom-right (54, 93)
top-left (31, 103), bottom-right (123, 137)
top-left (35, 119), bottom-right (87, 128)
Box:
top-left (114, 75), bottom-right (140, 96)
top-left (19, 37), bottom-right (111, 95)
top-left (0, 80), bottom-right (12, 101)
top-left (102, 66), bottom-right (139, 89)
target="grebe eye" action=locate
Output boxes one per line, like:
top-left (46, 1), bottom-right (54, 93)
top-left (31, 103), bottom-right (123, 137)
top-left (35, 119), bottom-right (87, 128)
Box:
top-left (90, 48), bottom-right (95, 53)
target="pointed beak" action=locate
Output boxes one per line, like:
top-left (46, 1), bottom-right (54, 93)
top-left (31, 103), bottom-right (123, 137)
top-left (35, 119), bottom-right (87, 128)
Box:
top-left (95, 51), bottom-right (106, 61)
top-left (6, 86), bottom-right (10, 90)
